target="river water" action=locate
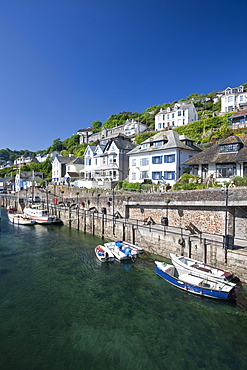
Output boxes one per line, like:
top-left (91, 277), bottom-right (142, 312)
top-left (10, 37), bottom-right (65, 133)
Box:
top-left (0, 209), bottom-right (246, 370)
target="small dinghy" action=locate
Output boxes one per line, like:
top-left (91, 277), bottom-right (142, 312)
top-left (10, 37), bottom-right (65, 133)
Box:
top-left (155, 261), bottom-right (237, 300)
top-left (95, 245), bottom-right (115, 262)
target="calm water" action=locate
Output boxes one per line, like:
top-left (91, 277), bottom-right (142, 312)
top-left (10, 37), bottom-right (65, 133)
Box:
top-left (0, 209), bottom-right (247, 370)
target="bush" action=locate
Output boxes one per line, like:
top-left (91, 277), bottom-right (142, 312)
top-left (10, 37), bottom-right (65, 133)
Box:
top-left (231, 176), bottom-right (247, 186)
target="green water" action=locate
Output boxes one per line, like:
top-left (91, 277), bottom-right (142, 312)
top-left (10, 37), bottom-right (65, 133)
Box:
top-left (0, 210), bottom-right (246, 370)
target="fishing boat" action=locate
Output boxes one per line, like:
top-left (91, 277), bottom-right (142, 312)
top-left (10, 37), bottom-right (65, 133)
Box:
top-left (170, 253), bottom-right (233, 281)
top-left (104, 240), bottom-right (138, 261)
top-left (155, 261), bottom-right (237, 300)
top-left (23, 206), bottom-right (54, 224)
top-left (7, 212), bottom-right (36, 226)
top-left (95, 245), bottom-right (115, 262)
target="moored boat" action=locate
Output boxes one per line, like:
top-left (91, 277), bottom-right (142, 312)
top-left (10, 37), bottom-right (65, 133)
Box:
top-left (8, 212), bottom-right (36, 225)
top-left (23, 206), bottom-right (54, 224)
top-left (95, 245), bottom-right (115, 262)
top-left (155, 261), bottom-right (237, 300)
top-left (104, 240), bottom-right (138, 261)
top-left (170, 253), bottom-right (233, 281)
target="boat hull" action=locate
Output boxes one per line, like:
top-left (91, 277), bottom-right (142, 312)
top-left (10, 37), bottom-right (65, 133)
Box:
top-left (155, 262), bottom-right (236, 300)
top-left (8, 214), bottom-right (36, 226)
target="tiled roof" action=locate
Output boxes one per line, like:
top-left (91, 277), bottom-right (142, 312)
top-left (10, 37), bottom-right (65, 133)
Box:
top-left (127, 130), bottom-right (201, 155)
top-left (230, 110), bottom-right (247, 118)
top-left (183, 135), bottom-right (247, 165)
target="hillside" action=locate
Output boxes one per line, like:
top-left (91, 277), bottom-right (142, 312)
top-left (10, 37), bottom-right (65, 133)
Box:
top-left (1, 82), bottom-right (247, 160)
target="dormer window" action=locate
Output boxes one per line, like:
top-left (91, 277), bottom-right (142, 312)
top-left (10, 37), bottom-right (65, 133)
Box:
top-left (154, 141), bottom-right (162, 147)
top-left (219, 143), bottom-right (240, 152)
top-left (142, 143), bottom-right (149, 149)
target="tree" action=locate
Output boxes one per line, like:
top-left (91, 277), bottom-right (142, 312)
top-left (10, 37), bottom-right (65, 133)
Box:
top-left (92, 120), bottom-right (102, 133)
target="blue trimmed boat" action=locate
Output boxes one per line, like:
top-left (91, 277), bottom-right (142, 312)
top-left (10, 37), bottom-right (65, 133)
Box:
top-left (155, 261), bottom-right (237, 300)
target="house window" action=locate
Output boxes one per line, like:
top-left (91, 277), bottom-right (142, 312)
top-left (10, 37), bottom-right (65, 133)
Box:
top-left (228, 96), bottom-right (233, 102)
top-left (240, 95), bottom-right (243, 102)
top-left (191, 165), bottom-right (198, 176)
top-left (163, 171), bottom-right (175, 180)
top-left (132, 172), bottom-right (136, 180)
top-left (152, 156), bottom-right (162, 164)
top-left (86, 159), bottom-right (91, 166)
top-left (152, 171), bottom-right (162, 180)
top-left (164, 154), bottom-right (175, 163)
top-left (228, 106), bottom-right (233, 112)
top-left (132, 159), bottom-right (136, 166)
top-left (216, 163), bottom-right (236, 178)
top-left (172, 113), bottom-right (174, 118)
top-left (158, 123), bottom-right (162, 129)
top-left (154, 141), bottom-right (162, 147)
top-left (243, 163), bottom-right (247, 177)
top-left (202, 164), bottom-right (208, 179)
top-left (219, 144), bottom-right (239, 152)
top-left (109, 155), bottom-right (117, 163)
top-left (140, 171), bottom-right (149, 179)
top-left (140, 158), bottom-right (149, 166)
top-left (178, 111), bottom-right (181, 116)
top-left (142, 143), bottom-right (149, 149)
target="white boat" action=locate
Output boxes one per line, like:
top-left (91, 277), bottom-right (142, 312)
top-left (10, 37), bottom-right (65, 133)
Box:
top-left (95, 245), bottom-right (115, 262)
top-left (170, 253), bottom-right (233, 281)
top-left (121, 241), bottom-right (144, 254)
top-left (104, 241), bottom-right (138, 261)
top-left (8, 212), bottom-right (36, 225)
top-left (155, 261), bottom-right (237, 300)
top-left (23, 206), bottom-right (54, 224)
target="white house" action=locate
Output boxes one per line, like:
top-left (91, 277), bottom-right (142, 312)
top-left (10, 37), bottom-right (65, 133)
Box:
top-left (155, 103), bottom-right (198, 131)
top-left (86, 119), bottom-right (147, 143)
top-left (221, 85), bottom-right (247, 113)
top-left (77, 127), bottom-right (93, 144)
top-left (183, 134), bottom-right (247, 182)
top-left (127, 130), bottom-right (201, 186)
top-left (64, 157), bottom-right (84, 184)
top-left (14, 155), bottom-right (39, 168)
top-left (52, 155), bottom-right (84, 184)
top-left (81, 135), bottom-right (136, 187)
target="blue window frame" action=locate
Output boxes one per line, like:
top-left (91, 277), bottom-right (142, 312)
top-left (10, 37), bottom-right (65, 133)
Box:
top-left (163, 171), bottom-right (175, 180)
top-left (152, 171), bottom-right (162, 180)
top-left (164, 154), bottom-right (175, 163)
top-left (152, 156), bottom-right (162, 164)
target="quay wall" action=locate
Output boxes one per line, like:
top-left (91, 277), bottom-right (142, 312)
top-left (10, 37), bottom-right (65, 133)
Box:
top-left (1, 186), bottom-right (247, 282)
top-left (49, 204), bottom-right (247, 283)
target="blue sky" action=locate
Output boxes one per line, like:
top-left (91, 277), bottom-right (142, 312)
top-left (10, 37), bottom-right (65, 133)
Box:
top-left (1, 0), bottom-right (247, 152)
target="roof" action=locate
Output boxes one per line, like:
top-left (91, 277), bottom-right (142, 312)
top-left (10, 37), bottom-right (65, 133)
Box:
top-left (55, 155), bottom-right (76, 164)
top-left (127, 130), bottom-right (201, 155)
top-left (67, 157), bottom-right (84, 165)
top-left (229, 109), bottom-right (247, 119)
top-left (66, 172), bottom-right (80, 178)
top-left (182, 135), bottom-right (247, 165)
top-left (77, 127), bottom-right (93, 132)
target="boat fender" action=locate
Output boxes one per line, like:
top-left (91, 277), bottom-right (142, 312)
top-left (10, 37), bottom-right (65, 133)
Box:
top-left (178, 238), bottom-right (185, 246)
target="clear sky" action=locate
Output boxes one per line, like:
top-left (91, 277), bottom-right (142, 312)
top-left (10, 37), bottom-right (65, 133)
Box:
top-left (1, 0), bottom-right (247, 152)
